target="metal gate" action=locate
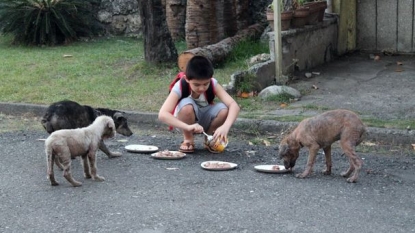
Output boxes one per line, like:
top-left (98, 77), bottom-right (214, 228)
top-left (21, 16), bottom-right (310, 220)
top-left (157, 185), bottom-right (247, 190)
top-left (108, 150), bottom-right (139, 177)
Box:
top-left (357, 0), bottom-right (415, 53)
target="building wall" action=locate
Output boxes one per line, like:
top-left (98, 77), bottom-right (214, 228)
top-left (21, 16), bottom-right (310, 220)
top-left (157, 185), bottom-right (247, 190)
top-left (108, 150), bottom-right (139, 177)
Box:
top-left (357, 0), bottom-right (415, 53)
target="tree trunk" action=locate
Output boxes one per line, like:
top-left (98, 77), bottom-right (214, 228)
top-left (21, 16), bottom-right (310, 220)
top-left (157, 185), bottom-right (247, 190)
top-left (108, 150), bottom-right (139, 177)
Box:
top-left (166, 0), bottom-right (186, 41)
top-left (235, 0), bottom-right (249, 31)
top-left (178, 23), bottom-right (265, 71)
top-left (138, 0), bottom-right (177, 63)
top-left (185, 0), bottom-right (212, 49)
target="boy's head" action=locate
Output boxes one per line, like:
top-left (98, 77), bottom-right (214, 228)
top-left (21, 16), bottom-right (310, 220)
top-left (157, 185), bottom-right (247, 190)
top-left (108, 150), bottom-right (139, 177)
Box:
top-left (185, 56), bottom-right (214, 80)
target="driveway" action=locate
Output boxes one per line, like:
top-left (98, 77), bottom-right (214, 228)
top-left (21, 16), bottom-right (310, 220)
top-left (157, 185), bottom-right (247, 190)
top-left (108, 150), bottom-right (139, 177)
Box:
top-left (1, 125), bottom-right (414, 233)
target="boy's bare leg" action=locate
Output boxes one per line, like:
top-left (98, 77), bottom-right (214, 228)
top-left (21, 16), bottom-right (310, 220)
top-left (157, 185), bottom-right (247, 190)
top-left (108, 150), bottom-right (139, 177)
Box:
top-left (206, 109), bottom-right (228, 135)
top-left (177, 104), bottom-right (196, 142)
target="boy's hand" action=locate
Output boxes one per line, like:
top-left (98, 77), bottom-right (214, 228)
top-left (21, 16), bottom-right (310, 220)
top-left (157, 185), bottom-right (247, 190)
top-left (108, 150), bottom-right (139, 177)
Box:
top-left (212, 125), bottom-right (229, 141)
top-left (187, 123), bottom-right (204, 134)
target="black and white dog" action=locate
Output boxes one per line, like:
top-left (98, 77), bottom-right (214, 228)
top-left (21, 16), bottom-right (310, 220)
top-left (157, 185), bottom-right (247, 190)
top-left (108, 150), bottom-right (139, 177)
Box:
top-left (41, 100), bottom-right (133, 158)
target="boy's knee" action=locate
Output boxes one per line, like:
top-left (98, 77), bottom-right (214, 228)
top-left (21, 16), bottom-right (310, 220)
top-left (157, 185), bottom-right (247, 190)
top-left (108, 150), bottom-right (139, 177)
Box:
top-left (217, 108), bottom-right (228, 119)
top-left (179, 104), bottom-right (195, 115)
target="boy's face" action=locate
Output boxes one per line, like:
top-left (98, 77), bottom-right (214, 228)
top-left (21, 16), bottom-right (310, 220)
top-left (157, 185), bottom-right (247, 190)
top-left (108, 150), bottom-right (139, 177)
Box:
top-left (186, 78), bottom-right (211, 95)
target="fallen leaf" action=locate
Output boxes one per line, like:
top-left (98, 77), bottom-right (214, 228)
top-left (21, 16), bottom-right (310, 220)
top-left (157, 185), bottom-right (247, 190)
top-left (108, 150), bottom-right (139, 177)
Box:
top-left (312, 85), bottom-right (319, 89)
top-left (248, 141), bottom-right (254, 145)
top-left (397, 61), bottom-right (403, 66)
top-left (395, 68), bottom-right (404, 72)
top-left (374, 55), bottom-right (380, 61)
top-left (166, 167), bottom-right (179, 170)
top-left (263, 139), bottom-right (271, 146)
top-left (412, 144), bottom-right (415, 150)
top-left (63, 54), bottom-right (73, 58)
top-left (362, 142), bottom-right (376, 146)
top-left (312, 72), bottom-right (320, 75)
top-left (280, 103), bottom-right (288, 108)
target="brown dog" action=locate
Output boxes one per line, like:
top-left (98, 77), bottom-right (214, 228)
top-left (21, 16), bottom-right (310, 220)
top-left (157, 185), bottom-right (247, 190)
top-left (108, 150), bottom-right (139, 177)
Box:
top-left (45, 116), bottom-right (116, 187)
top-left (278, 109), bottom-right (366, 183)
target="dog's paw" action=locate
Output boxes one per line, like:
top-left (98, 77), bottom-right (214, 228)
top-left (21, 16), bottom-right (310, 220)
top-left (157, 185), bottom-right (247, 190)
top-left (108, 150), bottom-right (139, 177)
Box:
top-left (72, 181), bottom-right (82, 187)
top-left (84, 174), bottom-right (92, 179)
top-left (108, 152), bottom-right (122, 158)
top-left (346, 176), bottom-right (358, 183)
top-left (322, 169), bottom-right (331, 175)
top-left (51, 182), bottom-right (59, 186)
top-left (295, 173), bottom-right (307, 179)
top-left (93, 176), bottom-right (105, 182)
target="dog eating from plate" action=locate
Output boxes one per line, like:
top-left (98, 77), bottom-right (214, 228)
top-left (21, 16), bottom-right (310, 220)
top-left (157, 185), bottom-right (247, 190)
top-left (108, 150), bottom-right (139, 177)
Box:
top-left (278, 109), bottom-right (366, 183)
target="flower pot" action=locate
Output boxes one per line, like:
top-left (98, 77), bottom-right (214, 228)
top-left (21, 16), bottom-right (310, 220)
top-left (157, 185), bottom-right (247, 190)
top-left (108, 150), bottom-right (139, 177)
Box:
top-left (304, 2), bottom-right (320, 25)
top-left (266, 10), bottom-right (293, 31)
top-left (317, 1), bottom-right (327, 22)
top-left (292, 7), bottom-right (309, 28)
top-left (281, 10), bottom-right (293, 31)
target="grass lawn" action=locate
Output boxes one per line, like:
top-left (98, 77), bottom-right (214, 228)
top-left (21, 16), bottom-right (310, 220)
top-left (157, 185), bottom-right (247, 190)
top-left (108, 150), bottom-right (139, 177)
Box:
top-left (0, 35), bottom-right (269, 112)
top-left (1, 35), bottom-right (413, 130)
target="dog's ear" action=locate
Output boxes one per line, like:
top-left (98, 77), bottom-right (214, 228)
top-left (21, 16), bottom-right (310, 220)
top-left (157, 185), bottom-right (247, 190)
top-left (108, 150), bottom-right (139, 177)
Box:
top-left (279, 144), bottom-right (289, 157)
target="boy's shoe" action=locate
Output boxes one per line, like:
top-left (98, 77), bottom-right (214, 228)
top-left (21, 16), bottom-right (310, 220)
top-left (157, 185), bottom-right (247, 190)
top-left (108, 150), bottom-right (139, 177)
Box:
top-left (179, 141), bottom-right (195, 153)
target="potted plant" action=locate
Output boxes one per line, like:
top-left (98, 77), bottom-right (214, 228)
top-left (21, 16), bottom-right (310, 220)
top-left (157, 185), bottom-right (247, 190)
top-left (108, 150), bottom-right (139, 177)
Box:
top-left (291, 0), bottom-right (310, 28)
top-left (304, 0), bottom-right (327, 24)
top-left (266, 0), bottom-right (293, 31)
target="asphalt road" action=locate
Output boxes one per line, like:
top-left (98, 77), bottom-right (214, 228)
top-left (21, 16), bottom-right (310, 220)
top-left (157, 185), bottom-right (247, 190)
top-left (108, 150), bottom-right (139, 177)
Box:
top-left (1, 125), bottom-right (415, 233)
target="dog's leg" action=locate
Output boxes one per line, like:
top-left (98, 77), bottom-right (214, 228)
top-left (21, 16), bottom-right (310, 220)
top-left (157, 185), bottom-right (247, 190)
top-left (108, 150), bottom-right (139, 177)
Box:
top-left (322, 146), bottom-right (332, 175)
top-left (60, 155), bottom-right (82, 187)
top-left (99, 140), bottom-right (122, 158)
top-left (296, 146), bottom-right (319, 178)
top-left (47, 152), bottom-right (59, 186)
top-left (54, 157), bottom-right (64, 171)
top-left (88, 152), bottom-right (105, 182)
top-left (82, 156), bottom-right (92, 179)
top-left (340, 141), bottom-right (363, 183)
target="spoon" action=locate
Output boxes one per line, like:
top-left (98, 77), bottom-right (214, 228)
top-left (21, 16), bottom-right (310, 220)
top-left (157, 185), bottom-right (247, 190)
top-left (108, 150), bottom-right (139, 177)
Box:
top-left (203, 132), bottom-right (214, 141)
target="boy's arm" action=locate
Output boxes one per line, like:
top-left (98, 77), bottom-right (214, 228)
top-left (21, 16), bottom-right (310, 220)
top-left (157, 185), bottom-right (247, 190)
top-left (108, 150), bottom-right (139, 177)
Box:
top-left (158, 92), bottom-right (195, 131)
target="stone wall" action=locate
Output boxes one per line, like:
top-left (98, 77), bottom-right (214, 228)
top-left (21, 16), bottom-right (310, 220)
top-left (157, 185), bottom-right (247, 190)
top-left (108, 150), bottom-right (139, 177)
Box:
top-left (95, 0), bottom-right (271, 38)
top-left (96, 0), bottom-right (142, 37)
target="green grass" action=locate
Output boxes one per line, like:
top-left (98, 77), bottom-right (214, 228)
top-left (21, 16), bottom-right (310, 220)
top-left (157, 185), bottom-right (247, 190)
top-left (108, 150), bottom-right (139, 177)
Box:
top-left (1, 34), bottom-right (413, 130)
top-left (0, 35), bottom-right (269, 112)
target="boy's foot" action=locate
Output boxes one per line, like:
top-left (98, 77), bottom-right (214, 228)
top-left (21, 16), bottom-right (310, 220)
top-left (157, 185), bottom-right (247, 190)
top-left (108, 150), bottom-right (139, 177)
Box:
top-left (179, 141), bottom-right (195, 153)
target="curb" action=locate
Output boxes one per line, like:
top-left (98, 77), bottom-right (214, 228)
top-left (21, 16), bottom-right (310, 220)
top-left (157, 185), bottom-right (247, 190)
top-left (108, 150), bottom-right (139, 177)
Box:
top-left (1, 102), bottom-right (414, 146)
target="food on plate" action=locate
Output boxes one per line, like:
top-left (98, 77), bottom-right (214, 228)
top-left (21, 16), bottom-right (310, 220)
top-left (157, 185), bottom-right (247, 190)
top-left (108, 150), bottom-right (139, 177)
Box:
top-left (272, 165), bottom-right (280, 171)
top-left (203, 162), bottom-right (231, 169)
top-left (154, 150), bottom-right (182, 157)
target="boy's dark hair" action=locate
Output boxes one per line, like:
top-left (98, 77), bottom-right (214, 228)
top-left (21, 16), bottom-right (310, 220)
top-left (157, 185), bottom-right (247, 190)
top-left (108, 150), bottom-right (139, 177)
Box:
top-left (185, 56), bottom-right (214, 80)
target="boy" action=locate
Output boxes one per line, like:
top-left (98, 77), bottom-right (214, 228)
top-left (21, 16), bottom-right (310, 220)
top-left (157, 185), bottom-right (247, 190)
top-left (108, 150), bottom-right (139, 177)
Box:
top-left (158, 56), bottom-right (240, 153)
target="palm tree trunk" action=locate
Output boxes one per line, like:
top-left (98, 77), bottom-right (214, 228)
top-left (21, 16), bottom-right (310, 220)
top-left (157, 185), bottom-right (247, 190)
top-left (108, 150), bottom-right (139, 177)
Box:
top-left (138, 0), bottom-right (178, 63)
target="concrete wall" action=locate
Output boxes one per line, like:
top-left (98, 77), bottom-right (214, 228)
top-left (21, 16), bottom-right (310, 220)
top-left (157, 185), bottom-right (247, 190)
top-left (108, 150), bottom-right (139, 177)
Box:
top-left (268, 17), bottom-right (338, 73)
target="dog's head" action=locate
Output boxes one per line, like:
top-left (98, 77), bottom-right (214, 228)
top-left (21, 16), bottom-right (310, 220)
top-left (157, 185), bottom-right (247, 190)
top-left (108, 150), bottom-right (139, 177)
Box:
top-left (278, 137), bottom-right (301, 170)
top-left (98, 116), bottom-right (116, 140)
top-left (113, 112), bottom-right (133, 136)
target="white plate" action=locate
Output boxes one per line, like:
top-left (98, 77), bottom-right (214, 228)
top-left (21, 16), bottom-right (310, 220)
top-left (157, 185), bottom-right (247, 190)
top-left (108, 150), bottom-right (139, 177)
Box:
top-left (151, 151), bottom-right (186, 160)
top-left (201, 161), bottom-right (238, 171)
top-left (254, 165), bottom-right (290, 174)
top-left (125, 144), bottom-right (159, 153)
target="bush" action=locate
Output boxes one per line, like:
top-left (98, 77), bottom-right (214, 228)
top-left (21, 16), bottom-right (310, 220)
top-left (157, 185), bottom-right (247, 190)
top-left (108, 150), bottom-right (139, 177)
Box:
top-left (0, 0), bottom-right (102, 46)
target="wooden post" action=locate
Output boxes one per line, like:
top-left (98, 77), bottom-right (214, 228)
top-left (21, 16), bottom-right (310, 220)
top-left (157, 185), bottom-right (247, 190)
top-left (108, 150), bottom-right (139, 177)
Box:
top-left (273, 0), bottom-right (283, 83)
top-left (333, 0), bottom-right (356, 55)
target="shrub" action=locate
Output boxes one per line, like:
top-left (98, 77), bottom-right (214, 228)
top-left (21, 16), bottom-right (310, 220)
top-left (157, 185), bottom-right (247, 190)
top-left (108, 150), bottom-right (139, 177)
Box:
top-left (0, 0), bottom-right (102, 46)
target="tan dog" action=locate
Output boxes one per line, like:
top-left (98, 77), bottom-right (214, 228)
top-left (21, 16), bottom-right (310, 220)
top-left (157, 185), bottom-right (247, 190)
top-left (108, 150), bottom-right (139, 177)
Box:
top-left (278, 109), bottom-right (366, 183)
top-left (45, 115), bottom-right (116, 187)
